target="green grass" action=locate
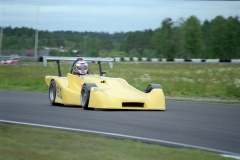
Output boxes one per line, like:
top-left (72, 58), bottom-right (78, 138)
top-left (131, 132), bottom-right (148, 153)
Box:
top-left (0, 123), bottom-right (233, 160)
top-left (0, 61), bottom-right (240, 100)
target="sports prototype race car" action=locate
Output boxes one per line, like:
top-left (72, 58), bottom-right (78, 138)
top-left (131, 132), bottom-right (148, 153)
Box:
top-left (1, 59), bottom-right (20, 64)
top-left (44, 56), bottom-right (165, 110)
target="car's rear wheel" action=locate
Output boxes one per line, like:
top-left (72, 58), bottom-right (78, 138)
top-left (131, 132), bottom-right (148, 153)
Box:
top-left (81, 83), bottom-right (97, 110)
top-left (49, 80), bottom-right (63, 106)
top-left (145, 84), bottom-right (163, 93)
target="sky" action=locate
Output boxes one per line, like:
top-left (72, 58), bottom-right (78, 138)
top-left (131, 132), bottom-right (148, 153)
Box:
top-left (0, 0), bottom-right (240, 33)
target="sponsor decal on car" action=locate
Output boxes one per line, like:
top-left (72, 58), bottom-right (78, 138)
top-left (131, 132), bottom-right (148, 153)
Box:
top-left (56, 86), bottom-right (62, 99)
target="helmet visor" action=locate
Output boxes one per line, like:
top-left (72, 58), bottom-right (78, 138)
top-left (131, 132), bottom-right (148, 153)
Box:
top-left (76, 66), bottom-right (88, 70)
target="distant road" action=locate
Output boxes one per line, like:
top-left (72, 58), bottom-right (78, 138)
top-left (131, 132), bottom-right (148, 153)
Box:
top-left (0, 90), bottom-right (239, 155)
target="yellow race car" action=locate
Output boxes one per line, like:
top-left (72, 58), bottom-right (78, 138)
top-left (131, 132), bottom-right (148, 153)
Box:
top-left (44, 56), bottom-right (165, 110)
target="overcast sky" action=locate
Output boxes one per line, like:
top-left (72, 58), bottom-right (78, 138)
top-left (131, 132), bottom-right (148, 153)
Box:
top-left (1, 0), bottom-right (240, 33)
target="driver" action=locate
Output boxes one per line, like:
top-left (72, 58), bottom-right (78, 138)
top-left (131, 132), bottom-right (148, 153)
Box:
top-left (75, 60), bottom-right (88, 75)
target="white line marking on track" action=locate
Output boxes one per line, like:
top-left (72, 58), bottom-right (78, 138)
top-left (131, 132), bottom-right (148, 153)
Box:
top-left (1, 119), bottom-right (240, 158)
top-left (221, 155), bottom-right (240, 160)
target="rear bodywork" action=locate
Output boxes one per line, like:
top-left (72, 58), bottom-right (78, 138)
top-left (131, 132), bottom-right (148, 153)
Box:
top-left (44, 56), bottom-right (165, 110)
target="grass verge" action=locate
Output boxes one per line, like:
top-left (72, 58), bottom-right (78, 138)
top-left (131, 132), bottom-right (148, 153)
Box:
top-left (0, 123), bottom-right (233, 160)
top-left (0, 62), bottom-right (240, 101)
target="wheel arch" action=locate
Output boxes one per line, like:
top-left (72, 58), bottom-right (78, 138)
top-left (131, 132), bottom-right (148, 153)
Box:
top-left (83, 83), bottom-right (98, 91)
top-left (145, 83), bottom-right (163, 93)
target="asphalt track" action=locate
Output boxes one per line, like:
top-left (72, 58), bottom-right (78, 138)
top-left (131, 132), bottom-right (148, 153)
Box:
top-left (0, 90), bottom-right (240, 156)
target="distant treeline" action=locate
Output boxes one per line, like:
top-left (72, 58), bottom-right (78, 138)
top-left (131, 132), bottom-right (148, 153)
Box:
top-left (1, 15), bottom-right (240, 59)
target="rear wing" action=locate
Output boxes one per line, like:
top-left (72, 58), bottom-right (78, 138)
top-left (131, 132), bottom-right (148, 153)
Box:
top-left (43, 56), bottom-right (114, 76)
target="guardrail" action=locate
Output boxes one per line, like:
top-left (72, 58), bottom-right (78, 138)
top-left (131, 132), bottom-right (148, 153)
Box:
top-left (114, 57), bottom-right (240, 63)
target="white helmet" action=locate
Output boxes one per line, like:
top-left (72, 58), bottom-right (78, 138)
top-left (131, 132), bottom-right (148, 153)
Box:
top-left (76, 60), bottom-right (88, 75)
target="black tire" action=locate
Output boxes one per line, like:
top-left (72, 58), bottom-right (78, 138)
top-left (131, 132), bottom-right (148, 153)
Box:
top-left (81, 83), bottom-right (97, 110)
top-left (49, 80), bottom-right (63, 106)
top-left (49, 80), bottom-right (57, 105)
top-left (145, 84), bottom-right (163, 93)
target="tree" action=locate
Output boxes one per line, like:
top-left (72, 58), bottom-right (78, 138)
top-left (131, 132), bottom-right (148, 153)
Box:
top-left (183, 15), bottom-right (203, 59)
top-left (104, 38), bottom-right (114, 50)
top-left (208, 16), bottom-right (228, 59)
top-left (86, 38), bottom-right (101, 56)
top-left (171, 25), bottom-right (184, 58)
top-left (2, 17), bottom-right (240, 59)
top-left (55, 37), bottom-right (65, 47)
top-left (160, 18), bottom-right (174, 58)
top-left (226, 16), bottom-right (240, 59)
top-left (202, 20), bottom-right (211, 59)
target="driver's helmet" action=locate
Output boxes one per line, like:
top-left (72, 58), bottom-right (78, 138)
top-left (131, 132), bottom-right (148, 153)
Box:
top-left (76, 60), bottom-right (88, 75)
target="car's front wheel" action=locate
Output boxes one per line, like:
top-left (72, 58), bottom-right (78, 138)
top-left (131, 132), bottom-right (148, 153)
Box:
top-left (49, 80), bottom-right (57, 105)
top-left (81, 83), bottom-right (97, 110)
top-left (49, 80), bottom-right (63, 106)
